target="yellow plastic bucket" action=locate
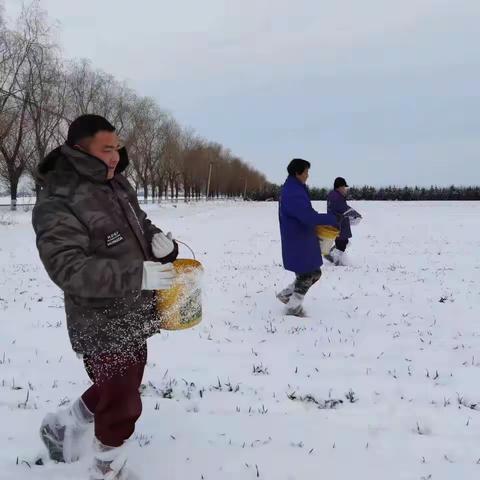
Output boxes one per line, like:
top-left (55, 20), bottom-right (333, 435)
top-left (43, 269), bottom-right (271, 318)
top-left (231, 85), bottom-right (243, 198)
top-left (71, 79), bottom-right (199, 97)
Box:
top-left (156, 259), bottom-right (203, 330)
top-left (316, 225), bottom-right (340, 256)
top-left (316, 225), bottom-right (340, 240)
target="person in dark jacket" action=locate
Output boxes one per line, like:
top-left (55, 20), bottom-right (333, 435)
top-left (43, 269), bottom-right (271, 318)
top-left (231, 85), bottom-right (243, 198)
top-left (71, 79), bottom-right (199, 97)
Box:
top-left (325, 177), bottom-right (362, 266)
top-left (32, 115), bottom-right (179, 480)
top-left (277, 159), bottom-right (337, 316)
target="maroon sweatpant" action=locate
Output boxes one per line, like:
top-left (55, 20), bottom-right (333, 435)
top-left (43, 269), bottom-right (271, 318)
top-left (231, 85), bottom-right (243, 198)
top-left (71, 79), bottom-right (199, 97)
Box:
top-left (81, 344), bottom-right (147, 447)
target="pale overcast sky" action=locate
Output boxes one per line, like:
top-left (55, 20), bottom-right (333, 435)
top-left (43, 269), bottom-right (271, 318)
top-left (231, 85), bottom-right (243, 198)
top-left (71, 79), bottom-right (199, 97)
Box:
top-left (4, 0), bottom-right (480, 187)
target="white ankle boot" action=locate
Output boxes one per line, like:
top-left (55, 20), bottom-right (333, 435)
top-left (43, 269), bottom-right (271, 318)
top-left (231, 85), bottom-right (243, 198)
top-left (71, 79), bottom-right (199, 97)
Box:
top-left (331, 248), bottom-right (347, 266)
top-left (285, 292), bottom-right (306, 317)
top-left (90, 438), bottom-right (140, 480)
top-left (40, 397), bottom-right (93, 463)
top-left (276, 283), bottom-right (295, 304)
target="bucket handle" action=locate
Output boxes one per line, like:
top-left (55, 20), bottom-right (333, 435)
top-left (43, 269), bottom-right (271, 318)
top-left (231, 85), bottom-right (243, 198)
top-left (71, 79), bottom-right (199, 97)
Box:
top-left (176, 239), bottom-right (196, 260)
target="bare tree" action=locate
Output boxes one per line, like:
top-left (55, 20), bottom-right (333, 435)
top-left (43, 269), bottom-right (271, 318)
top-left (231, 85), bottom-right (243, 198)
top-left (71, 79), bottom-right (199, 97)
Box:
top-left (65, 60), bottom-right (135, 132)
top-left (159, 118), bottom-right (182, 200)
top-left (65, 59), bottom-right (104, 118)
top-left (0, 99), bottom-right (30, 207)
top-left (126, 96), bottom-right (169, 202)
top-left (0, 1), bottom-right (52, 209)
top-left (26, 51), bottom-right (68, 195)
top-left (178, 128), bottom-right (200, 202)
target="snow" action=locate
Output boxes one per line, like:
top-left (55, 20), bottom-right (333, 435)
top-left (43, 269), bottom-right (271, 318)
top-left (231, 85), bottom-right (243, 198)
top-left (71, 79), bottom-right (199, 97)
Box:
top-left (1, 201), bottom-right (480, 480)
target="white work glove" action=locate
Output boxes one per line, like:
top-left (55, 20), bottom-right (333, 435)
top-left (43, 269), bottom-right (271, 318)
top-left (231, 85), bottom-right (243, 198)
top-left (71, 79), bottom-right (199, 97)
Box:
top-left (152, 232), bottom-right (175, 259)
top-left (141, 262), bottom-right (176, 290)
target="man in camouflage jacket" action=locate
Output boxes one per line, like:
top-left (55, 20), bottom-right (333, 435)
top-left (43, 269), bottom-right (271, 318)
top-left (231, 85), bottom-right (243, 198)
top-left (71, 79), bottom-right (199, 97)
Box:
top-left (32, 115), bottom-right (178, 479)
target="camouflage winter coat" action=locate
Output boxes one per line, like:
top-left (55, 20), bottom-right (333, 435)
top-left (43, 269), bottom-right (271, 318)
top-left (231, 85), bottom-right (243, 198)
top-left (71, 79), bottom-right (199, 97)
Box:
top-left (32, 144), bottom-right (171, 355)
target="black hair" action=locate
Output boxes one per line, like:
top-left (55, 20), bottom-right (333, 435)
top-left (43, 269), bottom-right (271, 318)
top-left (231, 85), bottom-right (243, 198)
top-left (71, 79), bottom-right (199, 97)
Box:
top-left (67, 114), bottom-right (116, 147)
top-left (287, 158), bottom-right (311, 176)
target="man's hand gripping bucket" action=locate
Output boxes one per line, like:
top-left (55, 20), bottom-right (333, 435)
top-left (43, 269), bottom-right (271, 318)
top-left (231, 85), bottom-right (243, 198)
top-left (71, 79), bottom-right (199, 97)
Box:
top-left (156, 242), bottom-right (203, 330)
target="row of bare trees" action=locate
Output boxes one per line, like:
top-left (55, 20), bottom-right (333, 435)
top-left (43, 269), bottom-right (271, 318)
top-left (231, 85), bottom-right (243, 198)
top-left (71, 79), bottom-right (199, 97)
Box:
top-left (0, 2), bottom-right (268, 209)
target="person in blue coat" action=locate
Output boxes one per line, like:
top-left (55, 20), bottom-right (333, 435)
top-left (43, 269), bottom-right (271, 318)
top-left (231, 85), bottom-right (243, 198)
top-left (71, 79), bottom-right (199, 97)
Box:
top-left (325, 177), bottom-right (362, 265)
top-left (277, 159), bottom-right (338, 316)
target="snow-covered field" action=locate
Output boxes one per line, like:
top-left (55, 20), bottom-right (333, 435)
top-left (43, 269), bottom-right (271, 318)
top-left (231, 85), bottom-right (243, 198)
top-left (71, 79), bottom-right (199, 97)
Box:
top-left (1, 201), bottom-right (479, 480)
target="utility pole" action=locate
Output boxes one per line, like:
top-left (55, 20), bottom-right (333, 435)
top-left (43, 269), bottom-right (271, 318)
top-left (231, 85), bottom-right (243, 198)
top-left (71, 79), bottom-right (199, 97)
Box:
top-left (243, 178), bottom-right (248, 200)
top-left (206, 162), bottom-right (213, 200)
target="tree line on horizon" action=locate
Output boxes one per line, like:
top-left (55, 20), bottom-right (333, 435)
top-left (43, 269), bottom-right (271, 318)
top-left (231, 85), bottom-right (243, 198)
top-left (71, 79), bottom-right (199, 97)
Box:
top-left (250, 184), bottom-right (480, 201)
